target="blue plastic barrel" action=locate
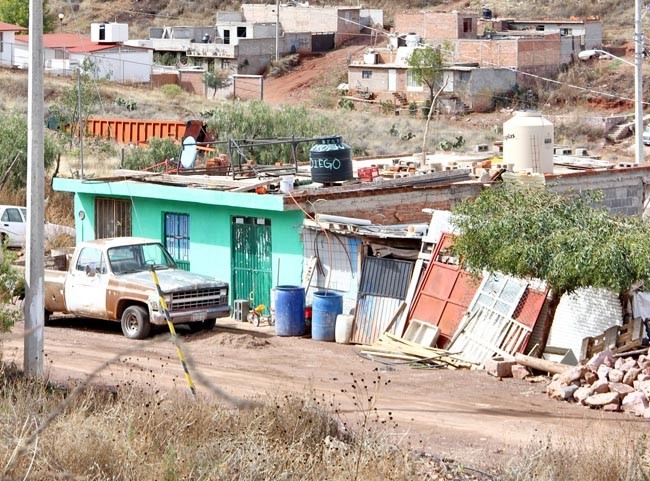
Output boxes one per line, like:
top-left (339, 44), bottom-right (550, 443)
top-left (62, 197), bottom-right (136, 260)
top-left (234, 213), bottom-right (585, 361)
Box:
top-left (312, 291), bottom-right (343, 342)
top-left (274, 285), bottom-right (306, 337)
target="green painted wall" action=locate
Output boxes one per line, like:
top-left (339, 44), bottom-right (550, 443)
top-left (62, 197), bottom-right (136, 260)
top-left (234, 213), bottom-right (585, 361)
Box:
top-left (59, 179), bottom-right (305, 302)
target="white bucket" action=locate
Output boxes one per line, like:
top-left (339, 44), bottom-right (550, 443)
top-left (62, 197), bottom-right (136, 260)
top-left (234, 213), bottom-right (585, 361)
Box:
top-left (280, 175), bottom-right (294, 194)
top-left (335, 314), bottom-right (354, 344)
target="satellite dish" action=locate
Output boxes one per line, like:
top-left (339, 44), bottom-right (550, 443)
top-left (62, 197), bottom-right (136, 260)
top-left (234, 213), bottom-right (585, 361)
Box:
top-left (180, 136), bottom-right (197, 169)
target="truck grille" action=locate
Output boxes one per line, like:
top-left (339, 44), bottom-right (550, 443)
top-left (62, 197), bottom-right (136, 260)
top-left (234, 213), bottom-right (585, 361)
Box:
top-left (168, 287), bottom-right (228, 311)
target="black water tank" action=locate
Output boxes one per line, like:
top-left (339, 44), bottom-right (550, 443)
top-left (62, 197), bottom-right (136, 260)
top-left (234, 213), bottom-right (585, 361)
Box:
top-left (482, 7), bottom-right (492, 19)
top-left (309, 137), bottom-right (353, 183)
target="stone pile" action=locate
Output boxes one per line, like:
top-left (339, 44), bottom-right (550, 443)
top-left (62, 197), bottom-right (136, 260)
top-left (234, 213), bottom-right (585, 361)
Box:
top-left (546, 349), bottom-right (650, 417)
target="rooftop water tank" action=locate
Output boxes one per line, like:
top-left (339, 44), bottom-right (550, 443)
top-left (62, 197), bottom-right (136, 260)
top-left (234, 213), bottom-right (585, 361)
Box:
top-left (310, 137), bottom-right (353, 184)
top-left (405, 33), bottom-right (421, 47)
top-left (503, 111), bottom-right (554, 174)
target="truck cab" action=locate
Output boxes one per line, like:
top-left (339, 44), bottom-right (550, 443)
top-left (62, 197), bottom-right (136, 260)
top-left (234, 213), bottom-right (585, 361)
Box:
top-left (45, 237), bottom-right (230, 339)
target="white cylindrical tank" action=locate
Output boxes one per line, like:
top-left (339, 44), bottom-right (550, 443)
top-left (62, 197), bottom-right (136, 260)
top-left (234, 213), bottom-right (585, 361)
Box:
top-left (503, 111), bottom-right (554, 174)
top-left (405, 33), bottom-right (421, 47)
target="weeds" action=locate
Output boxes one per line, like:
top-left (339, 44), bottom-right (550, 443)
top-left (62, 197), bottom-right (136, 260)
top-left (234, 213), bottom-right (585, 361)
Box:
top-left (501, 434), bottom-right (650, 481)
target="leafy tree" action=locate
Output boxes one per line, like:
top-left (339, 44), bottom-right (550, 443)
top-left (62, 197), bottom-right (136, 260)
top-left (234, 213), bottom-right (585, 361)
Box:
top-left (50, 58), bottom-right (105, 147)
top-left (451, 185), bottom-right (650, 329)
top-left (407, 45), bottom-right (444, 107)
top-left (0, 113), bottom-right (59, 190)
top-left (123, 138), bottom-right (179, 171)
top-left (0, 0), bottom-right (55, 32)
top-left (0, 243), bottom-right (22, 332)
top-left (202, 101), bottom-right (331, 165)
top-left (203, 71), bottom-right (229, 98)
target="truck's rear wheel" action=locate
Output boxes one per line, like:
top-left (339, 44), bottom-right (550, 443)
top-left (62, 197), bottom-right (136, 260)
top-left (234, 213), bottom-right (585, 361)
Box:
top-left (121, 305), bottom-right (151, 339)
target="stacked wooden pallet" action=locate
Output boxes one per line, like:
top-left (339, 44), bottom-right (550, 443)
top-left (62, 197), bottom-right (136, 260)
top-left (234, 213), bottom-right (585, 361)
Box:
top-left (358, 333), bottom-right (474, 370)
top-left (579, 318), bottom-right (645, 360)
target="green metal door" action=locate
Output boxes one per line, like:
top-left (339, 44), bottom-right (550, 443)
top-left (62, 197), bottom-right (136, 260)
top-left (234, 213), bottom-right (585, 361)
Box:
top-left (231, 216), bottom-right (272, 310)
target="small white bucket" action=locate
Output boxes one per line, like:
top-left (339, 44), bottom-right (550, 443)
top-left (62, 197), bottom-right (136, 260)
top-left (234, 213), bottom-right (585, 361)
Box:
top-left (280, 175), bottom-right (294, 194)
top-left (335, 314), bottom-right (354, 344)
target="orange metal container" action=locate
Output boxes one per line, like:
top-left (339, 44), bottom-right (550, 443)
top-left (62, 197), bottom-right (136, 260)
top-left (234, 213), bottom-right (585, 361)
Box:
top-left (84, 117), bottom-right (187, 145)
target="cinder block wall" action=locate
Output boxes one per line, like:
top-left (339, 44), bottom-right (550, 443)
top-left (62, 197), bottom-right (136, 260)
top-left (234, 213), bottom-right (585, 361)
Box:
top-left (546, 166), bottom-right (650, 217)
top-left (394, 12), bottom-right (477, 40)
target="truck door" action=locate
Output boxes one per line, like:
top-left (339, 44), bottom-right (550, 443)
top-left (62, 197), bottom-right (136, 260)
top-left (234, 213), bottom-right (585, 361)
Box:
top-left (64, 247), bottom-right (109, 317)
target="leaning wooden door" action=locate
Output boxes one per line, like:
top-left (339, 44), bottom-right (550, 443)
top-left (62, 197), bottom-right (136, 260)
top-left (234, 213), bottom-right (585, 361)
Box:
top-left (231, 216), bottom-right (272, 309)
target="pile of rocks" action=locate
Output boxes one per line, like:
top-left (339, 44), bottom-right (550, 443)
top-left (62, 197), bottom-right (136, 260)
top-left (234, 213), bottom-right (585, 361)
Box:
top-left (546, 350), bottom-right (650, 417)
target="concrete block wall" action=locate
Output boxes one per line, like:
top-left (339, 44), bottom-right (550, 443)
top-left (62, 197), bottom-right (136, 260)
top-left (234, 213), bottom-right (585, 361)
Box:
top-left (546, 166), bottom-right (650, 217)
top-left (547, 287), bottom-right (623, 360)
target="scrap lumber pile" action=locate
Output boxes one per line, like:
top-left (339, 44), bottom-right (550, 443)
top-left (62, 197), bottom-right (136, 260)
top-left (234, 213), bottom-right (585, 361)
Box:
top-left (545, 348), bottom-right (650, 417)
top-left (359, 333), bottom-right (475, 369)
top-left (580, 318), bottom-right (645, 360)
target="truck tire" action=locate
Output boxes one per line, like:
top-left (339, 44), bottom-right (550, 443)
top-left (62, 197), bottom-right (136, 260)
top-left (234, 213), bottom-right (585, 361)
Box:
top-left (121, 305), bottom-right (151, 339)
top-left (44, 310), bottom-right (51, 326)
top-left (202, 318), bottom-right (217, 330)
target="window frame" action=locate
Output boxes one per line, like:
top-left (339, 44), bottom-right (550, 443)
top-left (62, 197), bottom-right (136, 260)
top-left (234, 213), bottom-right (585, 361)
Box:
top-left (361, 70), bottom-right (372, 79)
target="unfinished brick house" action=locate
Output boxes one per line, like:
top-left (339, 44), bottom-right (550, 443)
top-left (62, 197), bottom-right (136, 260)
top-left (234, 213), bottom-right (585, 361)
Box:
top-left (394, 11), bottom-right (602, 80)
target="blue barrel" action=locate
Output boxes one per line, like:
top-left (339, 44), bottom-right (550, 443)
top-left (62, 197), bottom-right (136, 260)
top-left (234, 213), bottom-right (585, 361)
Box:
top-left (274, 285), bottom-right (306, 337)
top-left (312, 291), bottom-right (343, 342)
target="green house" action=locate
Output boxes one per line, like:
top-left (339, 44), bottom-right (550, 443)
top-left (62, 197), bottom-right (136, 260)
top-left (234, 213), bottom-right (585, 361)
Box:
top-left (53, 178), bottom-right (305, 309)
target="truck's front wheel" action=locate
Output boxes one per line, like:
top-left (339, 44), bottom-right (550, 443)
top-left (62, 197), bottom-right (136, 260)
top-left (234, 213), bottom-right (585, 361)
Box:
top-left (121, 305), bottom-right (151, 339)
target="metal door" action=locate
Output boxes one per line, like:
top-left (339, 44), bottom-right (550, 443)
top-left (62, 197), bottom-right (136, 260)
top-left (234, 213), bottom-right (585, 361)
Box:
top-left (231, 216), bottom-right (272, 309)
top-left (311, 33), bottom-right (335, 52)
top-left (388, 69), bottom-right (397, 92)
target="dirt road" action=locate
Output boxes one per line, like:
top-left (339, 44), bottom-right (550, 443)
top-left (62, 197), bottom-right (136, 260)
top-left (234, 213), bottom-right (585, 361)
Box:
top-left (5, 317), bottom-right (648, 469)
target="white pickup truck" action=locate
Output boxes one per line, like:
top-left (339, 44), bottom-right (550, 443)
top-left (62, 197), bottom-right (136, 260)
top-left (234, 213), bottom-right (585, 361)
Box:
top-left (44, 237), bottom-right (230, 339)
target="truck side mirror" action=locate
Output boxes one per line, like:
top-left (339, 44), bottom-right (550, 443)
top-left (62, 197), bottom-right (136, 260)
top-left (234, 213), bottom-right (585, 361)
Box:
top-left (85, 264), bottom-right (97, 277)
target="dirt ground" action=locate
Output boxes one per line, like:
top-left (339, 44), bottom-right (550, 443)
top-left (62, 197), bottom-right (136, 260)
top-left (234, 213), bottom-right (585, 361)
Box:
top-left (4, 317), bottom-right (649, 471)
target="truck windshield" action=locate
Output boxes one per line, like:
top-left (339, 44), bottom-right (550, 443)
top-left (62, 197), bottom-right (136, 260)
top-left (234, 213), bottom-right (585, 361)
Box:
top-left (107, 243), bottom-right (177, 274)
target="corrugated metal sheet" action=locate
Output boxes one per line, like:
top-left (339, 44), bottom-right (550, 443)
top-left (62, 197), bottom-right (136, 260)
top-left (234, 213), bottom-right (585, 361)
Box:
top-left (350, 257), bottom-right (414, 345)
top-left (302, 229), bottom-right (360, 315)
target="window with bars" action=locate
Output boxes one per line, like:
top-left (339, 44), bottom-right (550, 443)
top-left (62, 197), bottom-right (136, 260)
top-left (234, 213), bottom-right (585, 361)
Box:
top-left (164, 212), bottom-right (190, 271)
top-left (94, 198), bottom-right (132, 239)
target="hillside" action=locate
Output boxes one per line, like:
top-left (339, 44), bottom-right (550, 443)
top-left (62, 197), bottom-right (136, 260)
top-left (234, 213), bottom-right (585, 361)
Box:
top-left (48, 0), bottom-right (633, 40)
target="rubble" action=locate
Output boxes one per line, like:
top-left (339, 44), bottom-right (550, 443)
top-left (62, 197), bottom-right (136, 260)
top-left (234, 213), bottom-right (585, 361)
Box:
top-left (543, 349), bottom-right (650, 418)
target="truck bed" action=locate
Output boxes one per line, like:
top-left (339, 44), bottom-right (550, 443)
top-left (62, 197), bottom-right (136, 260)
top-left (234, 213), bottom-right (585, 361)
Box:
top-left (44, 269), bottom-right (67, 313)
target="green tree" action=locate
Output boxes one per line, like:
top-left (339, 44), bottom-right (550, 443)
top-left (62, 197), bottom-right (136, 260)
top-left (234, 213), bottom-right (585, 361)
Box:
top-left (123, 137), bottom-right (179, 171)
top-left (407, 45), bottom-right (444, 107)
top-left (50, 58), bottom-right (105, 147)
top-left (0, 243), bottom-right (22, 332)
top-left (202, 101), bottom-right (330, 165)
top-left (451, 185), bottom-right (650, 326)
top-left (0, 113), bottom-right (59, 190)
top-left (0, 0), bottom-right (55, 32)
top-left (203, 71), bottom-right (229, 98)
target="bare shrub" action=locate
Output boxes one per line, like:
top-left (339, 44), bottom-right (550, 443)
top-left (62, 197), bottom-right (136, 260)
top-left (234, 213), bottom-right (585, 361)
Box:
top-left (501, 435), bottom-right (650, 481)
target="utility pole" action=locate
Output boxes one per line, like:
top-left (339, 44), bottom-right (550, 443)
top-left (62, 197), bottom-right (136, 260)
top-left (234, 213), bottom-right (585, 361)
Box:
top-left (77, 68), bottom-right (84, 178)
top-left (635, 0), bottom-right (645, 164)
top-left (24, 0), bottom-right (45, 377)
top-left (275, 0), bottom-right (280, 62)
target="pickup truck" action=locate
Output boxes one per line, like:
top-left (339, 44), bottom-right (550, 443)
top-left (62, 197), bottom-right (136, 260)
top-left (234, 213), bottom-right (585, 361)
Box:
top-left (44, 237), bottom-right (230, 339)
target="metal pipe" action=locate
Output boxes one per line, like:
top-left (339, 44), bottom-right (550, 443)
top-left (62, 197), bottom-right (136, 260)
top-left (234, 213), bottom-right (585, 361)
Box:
top-left (635, 0), bottom-right (645, 164)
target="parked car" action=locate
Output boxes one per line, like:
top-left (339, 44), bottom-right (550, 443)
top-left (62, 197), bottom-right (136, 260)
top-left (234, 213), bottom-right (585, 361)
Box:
top-left (0, 205), bottom-right (75, 248)
top-left (43, 237), bottom-right (230, 339)
top-left (643, 126), bottom-right (650, 146)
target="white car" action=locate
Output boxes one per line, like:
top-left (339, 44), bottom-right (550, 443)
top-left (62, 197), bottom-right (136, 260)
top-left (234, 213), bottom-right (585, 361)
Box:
top-left (0, 205), bottom-right (75, 248)
top-left (643, 127), bottom-right (650, 146)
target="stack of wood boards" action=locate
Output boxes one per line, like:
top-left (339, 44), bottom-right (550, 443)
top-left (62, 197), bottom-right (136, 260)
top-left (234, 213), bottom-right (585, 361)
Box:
top-left (579, 318), bottom-right (645, 360)
top-left (358, 333), bottom-right (474, 369)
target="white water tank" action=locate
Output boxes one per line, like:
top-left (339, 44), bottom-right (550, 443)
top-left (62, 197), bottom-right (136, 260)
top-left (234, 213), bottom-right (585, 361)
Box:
top-left (503, 111), bottom-right (554, 174)
top-left (405, 33), bottom-right (421, 47)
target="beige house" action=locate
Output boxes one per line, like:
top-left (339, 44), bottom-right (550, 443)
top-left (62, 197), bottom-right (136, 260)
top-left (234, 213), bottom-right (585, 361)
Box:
top-left (348, 46), bottom-right (516, 113)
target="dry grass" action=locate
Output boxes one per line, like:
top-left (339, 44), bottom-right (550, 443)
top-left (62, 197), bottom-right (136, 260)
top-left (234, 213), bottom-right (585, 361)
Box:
top-left (501, 434), bottom-right (650, 481)
top-left (0, 367), bottom-right (484, 481)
